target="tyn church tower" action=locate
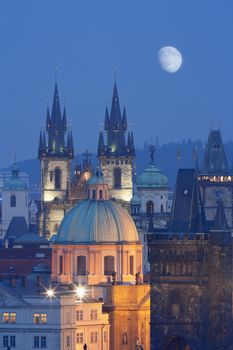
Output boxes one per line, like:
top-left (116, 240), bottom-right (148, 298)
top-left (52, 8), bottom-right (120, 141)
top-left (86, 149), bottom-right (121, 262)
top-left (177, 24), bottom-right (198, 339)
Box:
top-left (38, 82), bottom-right (74, 238)
top-left (97, 82), bottom-right (135, 202)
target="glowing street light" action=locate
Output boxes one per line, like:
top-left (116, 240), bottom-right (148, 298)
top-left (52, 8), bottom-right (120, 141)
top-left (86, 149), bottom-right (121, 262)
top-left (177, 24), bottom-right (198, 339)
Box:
top-left (46, 288), bottom-right (55, 298)
top-left (76, 286), bottom-right (85, 300)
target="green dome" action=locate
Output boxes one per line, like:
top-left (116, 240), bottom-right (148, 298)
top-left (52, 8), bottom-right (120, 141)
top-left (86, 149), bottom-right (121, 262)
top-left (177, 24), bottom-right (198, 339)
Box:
top-left (55, 199), bottom-right (139, 244)
top-left (137, 163), bottom-right (168, 188)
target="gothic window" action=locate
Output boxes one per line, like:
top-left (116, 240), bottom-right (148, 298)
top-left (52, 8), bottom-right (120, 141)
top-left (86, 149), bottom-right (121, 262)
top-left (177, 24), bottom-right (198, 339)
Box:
top-left (10, 194), bottom-right (16, 207)
top-left (104, 256), bottom-right (114, 275)
top-left (213, 142), bottom-right (220, 150)
top-left (59, 255), bottom-right (63, 275)
top-left (161, 204), bottom-right (164, 213)
top-left (77, 256), bottom-right (86, 275)
top-left (146, 201), bottom-right (154, 216)
top-left (130, 256), bottom-right (134, 275)
top-left (114, 167), bottom-right (122, 189)
top-left (55, 168), bottom-right (61, 189)
top-left (99, 189), bottom-right (103, 199)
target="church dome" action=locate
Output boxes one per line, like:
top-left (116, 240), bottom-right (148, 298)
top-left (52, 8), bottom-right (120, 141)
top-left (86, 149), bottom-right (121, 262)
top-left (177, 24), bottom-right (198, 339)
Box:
top-left (55, 199), bottom-right (139, 244)
top-left (137, 163), bottom-right (168, 188)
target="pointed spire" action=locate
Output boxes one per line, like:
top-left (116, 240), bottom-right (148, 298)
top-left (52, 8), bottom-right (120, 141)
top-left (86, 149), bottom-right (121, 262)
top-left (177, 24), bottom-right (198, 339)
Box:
top-left (122, 106), bottom-right (127, 131)
top-left (110, 82), bottom-right (122, 128)
top-left (46, 106), bottom-right (51, 131)
top-left (127, 132), bottom-right (131, 149)
top-left (211, 200), bottom-right (229, 231)
top-left (51, 82), bottom-right (62, 126)
top-left (38, 130), bottom-right (43, 152)
top-left (104, 107), bottom-right (110, 131)
top-left (67, 130), bottom-right (74, 152)
top-left (130, 132), bottom-right (135, 154)
top-left (43, 131), bottom-right (46, 150)
top-left (62, 107), bottom-right (67, 132)
top-left (98, 131), bottom-right (105, 155)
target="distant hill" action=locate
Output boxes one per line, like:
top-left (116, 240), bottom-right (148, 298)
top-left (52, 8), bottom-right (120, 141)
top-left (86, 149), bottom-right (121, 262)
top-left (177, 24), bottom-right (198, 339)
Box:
top-left (2, 140), bottom-right (233, 190)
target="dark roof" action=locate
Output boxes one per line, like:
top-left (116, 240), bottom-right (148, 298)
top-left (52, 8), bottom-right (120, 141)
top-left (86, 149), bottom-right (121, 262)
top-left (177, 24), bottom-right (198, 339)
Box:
top-left (202, 130), bottom-right (229, 175)
top-left (170, 169), bottom-right (203, 233)
top-left (98, 82), bottom-right (135, 158)
top-left (210, 200), bottom-right (230, 231)
top-left (13, 232), bottom-right (49, 246)
top-left (38, 82), bottom-right (74, 159)
top-left (5, 217), bottom-right (29, 241)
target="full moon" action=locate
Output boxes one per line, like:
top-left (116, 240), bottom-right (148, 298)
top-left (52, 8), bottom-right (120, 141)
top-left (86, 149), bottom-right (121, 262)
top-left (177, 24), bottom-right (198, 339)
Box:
top-left (158, 46), bottom-right (182, 73)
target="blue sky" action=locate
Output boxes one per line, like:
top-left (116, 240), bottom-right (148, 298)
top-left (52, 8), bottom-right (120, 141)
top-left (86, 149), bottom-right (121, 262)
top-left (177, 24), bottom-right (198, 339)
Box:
top-left (0, 0), bottom-right (233, 166)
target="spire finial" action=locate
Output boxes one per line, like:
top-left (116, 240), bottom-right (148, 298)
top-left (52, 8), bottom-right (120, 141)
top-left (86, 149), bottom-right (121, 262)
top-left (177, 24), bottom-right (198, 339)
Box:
top-left (113, 65), bottom-right (117, 82)
top-left (149, 145), bottom-right (155, 164)
top-left (55, 66), bottom-right (58, 83)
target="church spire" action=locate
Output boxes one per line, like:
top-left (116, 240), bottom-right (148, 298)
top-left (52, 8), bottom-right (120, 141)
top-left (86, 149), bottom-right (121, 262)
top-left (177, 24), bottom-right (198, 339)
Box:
top-left (38, 80), bottom-right (73, 160)
top-left (99, 81), bottom-right (134, 157)
top-left (98, 131), bottom-right (105, 156)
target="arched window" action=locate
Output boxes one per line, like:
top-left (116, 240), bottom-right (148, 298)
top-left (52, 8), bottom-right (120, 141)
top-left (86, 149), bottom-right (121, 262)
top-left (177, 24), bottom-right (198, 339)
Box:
top-left (59, 255), bottom-right (63, 275)
top-left (99, 189), bottom-right (103, 199)
top-left (55, 168), bottom-right (61, 189)
top-left (146, 201), bottom-right (154, 216)
top-left (129, 256), bottom-right (134, 275)
top-left (77, 256), bottom-right (86, 275)
top-left (92, 189), bottom-right (96, 199)
top-left (161, 204), bottom-right (164, 213)
top-left (114, 168), bottom-right (121, 189)
top-left (10, 195), bottom-right (16, 207)
top-left (104, 256), bottom-right (114, 275)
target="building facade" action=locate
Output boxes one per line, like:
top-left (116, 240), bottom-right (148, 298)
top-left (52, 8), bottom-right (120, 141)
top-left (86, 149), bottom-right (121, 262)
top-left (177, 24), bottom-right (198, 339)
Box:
top-left (148, 169), bottom-right (233, 350)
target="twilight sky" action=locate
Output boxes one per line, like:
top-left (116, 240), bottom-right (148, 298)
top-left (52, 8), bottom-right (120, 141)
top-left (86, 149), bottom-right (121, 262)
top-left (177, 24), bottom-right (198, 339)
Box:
top-left (0, 0), bottom-right (233, 167)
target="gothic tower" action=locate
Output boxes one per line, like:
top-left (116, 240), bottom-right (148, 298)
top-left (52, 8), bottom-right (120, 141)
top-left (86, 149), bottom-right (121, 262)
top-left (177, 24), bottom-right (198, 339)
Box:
top-left (97, 82), bottom-right (135, 202)
top-left (38, 82), bottom-right (74, 238)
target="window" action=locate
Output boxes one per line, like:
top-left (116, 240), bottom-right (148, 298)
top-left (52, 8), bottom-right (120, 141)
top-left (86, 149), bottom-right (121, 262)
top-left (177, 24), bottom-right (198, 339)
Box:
top-left (3, 313), bottom-right (9, 323)
top-left (55, 168), bottom-right (61, 189)
top-left (90, 309), bottom-right (97, 320)
top-left (114, 167), bottom-right (121, 189)
top-left (59, 255), bottom-right (63, 275)
top-left (41, 314), bottom-right (47, 324)
top-left (10, 335), bottom-right (16, 347)
top-left (170, 289), bottom-right (181, 318)
top-left (90, 331), bottom-right (98, 343)
top-left (10, 312), bottom-right (16, 323)
top-left (34, 313), bottom-right (40, 324)
top-left (130, 256), bottom-right (134, 275)
top-left (34, 336), bottom-right (40, 348)
top-left (146, 201), bottom-right (154, 216)
top-left (10, 194), bottom-right (16, 207)
top-left (76, 310), bottom-right (83, 321)
top-left (33, 313), bottom-right (47, 324)
top-left (66, 336), bottom-right (70, 347)
top-left (104, 256), bottom-right (114, 275)
top-left (77, 256), bottom-right (86, 275)
top-left (99, 189), bottom-right (103, 199)
top-left (3, 336), bottom-right (8, 347)
top-left (92, 189), bottom-right (96, 199)
top-left (76, 333), bottom-right (84, 344)
top-left (161, 204), bottom-right (164, 213)
top-left (49, 171), bottom-right (53, 182)
top-left (41, 336), bottom-right (46, 348)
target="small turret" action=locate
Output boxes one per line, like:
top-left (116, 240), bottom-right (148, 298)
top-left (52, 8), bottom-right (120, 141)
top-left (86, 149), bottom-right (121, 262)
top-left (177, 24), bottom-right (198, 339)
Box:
top-left (122, 106), bottom-right (127, 131)
top-left (98, 131), bottom-right (105, 156)
top-left (104, 107), bottom-right (110, 131)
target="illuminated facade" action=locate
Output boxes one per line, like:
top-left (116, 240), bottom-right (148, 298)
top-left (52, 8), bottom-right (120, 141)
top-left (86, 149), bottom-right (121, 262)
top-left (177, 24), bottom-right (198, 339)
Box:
top-left (38, 82), bottom-right (74, 238)
top-left (97, 82), bottom-right (135, 202)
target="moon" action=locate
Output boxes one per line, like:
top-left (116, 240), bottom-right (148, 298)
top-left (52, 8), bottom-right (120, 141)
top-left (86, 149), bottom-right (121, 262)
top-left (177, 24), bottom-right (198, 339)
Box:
top-left (158, 46), bottom-right (182, 73)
